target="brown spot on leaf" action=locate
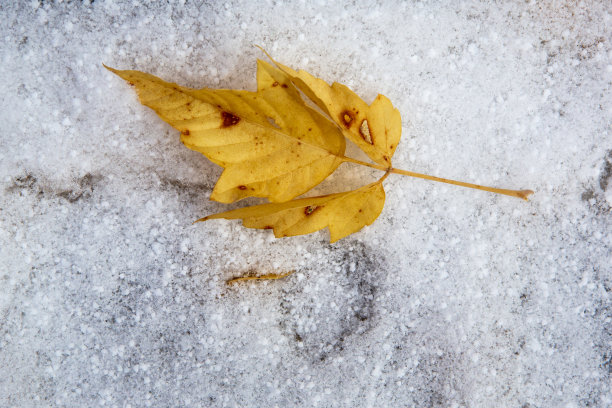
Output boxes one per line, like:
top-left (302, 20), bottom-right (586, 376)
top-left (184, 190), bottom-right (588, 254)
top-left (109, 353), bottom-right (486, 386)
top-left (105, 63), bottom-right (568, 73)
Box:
top-left (128, 82), bottom-right (134, 86)
top-left (359, 119), bottom-right (373, 144)
top-left (304, 205), bottom-right (319, 216)
top-left (281, 84), bottom-right (288, 88)
top-left (263, 225), bottom-right (274, 230)
top-left (238, 185), bottom-right (247, 190)
top-left (272, 81), bottom-right (279, 87)
top-left (181, 129), bottom-right (190, 136)
top-left (340, 110), bottom-right (354, 128)
top-left (221, 111), bottom-right (240, 127)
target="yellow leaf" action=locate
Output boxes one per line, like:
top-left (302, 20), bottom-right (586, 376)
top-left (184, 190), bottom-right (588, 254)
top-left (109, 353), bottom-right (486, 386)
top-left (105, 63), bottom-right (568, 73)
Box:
top-left (108, 51), bottom-right (532, 244)
top-left (259, 48), bottom-right (402, 167)
top-left (197, 180), bottom-right (386, 243)
top-left (105, 61), bottom-right (346, 203)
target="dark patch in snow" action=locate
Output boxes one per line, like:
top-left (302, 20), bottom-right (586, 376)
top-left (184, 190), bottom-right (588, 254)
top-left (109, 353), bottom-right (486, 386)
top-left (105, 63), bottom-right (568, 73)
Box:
top-left (279, 241), bottom-right (381, 363)
top-left (602, 351), bottom-right (612, 374)
top-left (8, 173), bottom-right (39, 192)
top-left (598, 150), bottom-right (612, 192)
top-left (581, 150), bottom-right (612, 214)
top-left (158, 177), bottom-right (213, 200)
top-left (7, 172), bottom-right (102, 203)
top-left (57, 173), bottom-right (103, 203)
top-left (581, 189), bottom-right (595, 202)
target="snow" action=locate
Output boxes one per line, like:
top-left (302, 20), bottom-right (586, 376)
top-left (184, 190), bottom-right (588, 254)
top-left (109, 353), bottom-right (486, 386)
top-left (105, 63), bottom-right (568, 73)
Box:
top-left (1, 1), bottom-right (611, 407)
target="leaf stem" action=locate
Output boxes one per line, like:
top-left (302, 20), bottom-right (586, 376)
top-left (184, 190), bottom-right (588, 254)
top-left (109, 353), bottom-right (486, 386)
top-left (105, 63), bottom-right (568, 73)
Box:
top-left (388, 168), bottom-right (534, 200)
top-left (378, 170), bottom-right (391, 184)
top-left (343, 156), bottom-right (533, 200)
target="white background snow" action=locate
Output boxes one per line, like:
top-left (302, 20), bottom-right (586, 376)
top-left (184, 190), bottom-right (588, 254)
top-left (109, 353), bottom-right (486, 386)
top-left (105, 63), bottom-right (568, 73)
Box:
top-left (1, 1), bottom-right (611, 407)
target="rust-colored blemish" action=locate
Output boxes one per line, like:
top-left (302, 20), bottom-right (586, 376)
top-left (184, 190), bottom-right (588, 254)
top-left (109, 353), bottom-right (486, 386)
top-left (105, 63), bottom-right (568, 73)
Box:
top-left (281, 84), bottom-right (288, 88)
top-left (263, 225), bottom-right (274, 230)
top-left (221, 111), bottom-right (240, 128)
top-left (359, 119), bottom-right (373, 144)
top-left (272, 81), bottom-right (279, 87)
top-left (238, 185), bottom-right (247, 190)
top-left (304, 205), bottom-right (319, 216)
top-left (340, 110), bottom-right (354, 128)
top-left (181, 129), bottom-right (190, 136)
top-left (128, 81), bottom-right (134, 86)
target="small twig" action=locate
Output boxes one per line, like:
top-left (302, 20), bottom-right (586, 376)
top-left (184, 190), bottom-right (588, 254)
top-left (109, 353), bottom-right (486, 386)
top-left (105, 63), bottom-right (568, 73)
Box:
top-left (226, 270), bottom-right (295, 285)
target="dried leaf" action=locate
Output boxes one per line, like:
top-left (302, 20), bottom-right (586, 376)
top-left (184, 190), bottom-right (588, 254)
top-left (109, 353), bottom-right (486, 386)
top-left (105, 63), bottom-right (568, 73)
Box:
top-left (197, 180), bottom-right (386, 243)
top-left (107, 50), bottom-right (532, 244)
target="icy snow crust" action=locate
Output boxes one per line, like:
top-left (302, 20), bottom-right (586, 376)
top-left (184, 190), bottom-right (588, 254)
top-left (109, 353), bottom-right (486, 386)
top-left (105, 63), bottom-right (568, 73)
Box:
top-left (1, 1), bottom-right (611, 407)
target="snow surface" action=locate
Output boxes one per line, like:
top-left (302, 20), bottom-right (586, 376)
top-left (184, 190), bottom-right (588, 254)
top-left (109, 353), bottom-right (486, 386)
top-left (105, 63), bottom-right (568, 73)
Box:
top-left (1, 1), bottom-right (611, 407)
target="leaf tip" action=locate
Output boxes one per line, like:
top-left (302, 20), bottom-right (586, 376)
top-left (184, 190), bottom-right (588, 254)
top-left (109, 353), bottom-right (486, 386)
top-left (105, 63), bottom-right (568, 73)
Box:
top-left (102, 64), bottom-right (117, 73)
top-left (193, 216), bottom-right (210, 225)
top-left (253, 44), bottom-right (274, 62)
